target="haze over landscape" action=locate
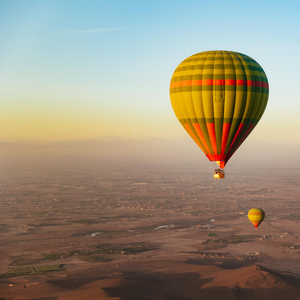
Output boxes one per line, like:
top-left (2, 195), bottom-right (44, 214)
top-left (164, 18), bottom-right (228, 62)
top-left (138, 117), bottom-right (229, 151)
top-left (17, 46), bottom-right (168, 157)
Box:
top-left (1, 1), bottom-right (300, 299)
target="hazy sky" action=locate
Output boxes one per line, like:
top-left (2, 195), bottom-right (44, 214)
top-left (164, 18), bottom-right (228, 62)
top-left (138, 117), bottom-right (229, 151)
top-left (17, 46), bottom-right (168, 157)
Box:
top-left (1, 0), bottom-right (300, 143)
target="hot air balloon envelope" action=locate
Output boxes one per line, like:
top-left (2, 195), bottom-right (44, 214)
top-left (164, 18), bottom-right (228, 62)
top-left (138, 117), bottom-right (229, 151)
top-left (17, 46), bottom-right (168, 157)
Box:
top-left (169, 50), bottom-right (269, 169)
top-left (248, 208), bottom-right (265, 230)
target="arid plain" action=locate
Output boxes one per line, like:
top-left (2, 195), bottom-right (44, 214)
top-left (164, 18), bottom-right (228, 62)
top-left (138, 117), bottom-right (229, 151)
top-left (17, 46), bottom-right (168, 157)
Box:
top-left (0, 140), bottom-right (299, 300)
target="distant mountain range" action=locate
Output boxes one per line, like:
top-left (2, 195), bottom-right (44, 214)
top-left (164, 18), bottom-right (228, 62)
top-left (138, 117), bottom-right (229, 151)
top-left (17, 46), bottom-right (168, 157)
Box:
top-left (1, 136), bottom-right (299, 168)
top-left (0, 136), bottom-right (192, 150)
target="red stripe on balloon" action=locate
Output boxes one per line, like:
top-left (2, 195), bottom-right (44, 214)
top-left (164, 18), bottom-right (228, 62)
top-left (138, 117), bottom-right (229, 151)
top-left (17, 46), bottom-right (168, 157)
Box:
top-left (183, 123), bottom-right (206, 154)
top-left (206, 123), bottom-right (217, 155)
top-left (192, 123), bottom-right (211, 155)
top-left (221, 123), bottom-right (231, 156)
top-left (227, 123), bottom-right (245, 154)
top-left (170, 80), bottom-right (269, 89)
top-left (229, 123), bottom-right (255, 155)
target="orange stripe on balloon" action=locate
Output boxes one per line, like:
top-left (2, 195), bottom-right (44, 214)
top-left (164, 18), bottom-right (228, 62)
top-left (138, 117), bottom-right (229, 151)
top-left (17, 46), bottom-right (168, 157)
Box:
top-left (205, 154), bottom-right (226, 168)
top-left (251, 221), bottom-right (261, 224)
top-left (206, 123), bottom-right (217, 155)
top-left (183, 123), bottom-right (206, 154)
top-left (214, 79), bottom-right (225, 85)
top-left (237, 80), bottom-right (245, 86)
top-left (227, 79), bottom-right (236, 85)
top-left (179, 80), bottom-right (191, 87)
top-left (170, 80), bottom-right (269, 89)
top-left (206, 154), bottom-right (224, 161)
top-left (202, 79), bottom-right (213, 85)
top-left (219, 161), bottom-right (225, 168)
top-left (192, 123), bottom-right (211, 155)
top-left (192, 79), bottom-right (202, 86)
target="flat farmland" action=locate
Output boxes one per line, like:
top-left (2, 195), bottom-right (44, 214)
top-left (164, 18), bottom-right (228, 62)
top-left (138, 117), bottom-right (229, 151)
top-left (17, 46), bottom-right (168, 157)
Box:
top-left (0, 156), bottom-right (299, 299)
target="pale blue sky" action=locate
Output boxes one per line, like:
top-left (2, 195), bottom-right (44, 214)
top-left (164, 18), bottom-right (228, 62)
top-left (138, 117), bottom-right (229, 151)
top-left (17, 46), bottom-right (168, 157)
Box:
top-left (0, 0), bottom-right (299, 142)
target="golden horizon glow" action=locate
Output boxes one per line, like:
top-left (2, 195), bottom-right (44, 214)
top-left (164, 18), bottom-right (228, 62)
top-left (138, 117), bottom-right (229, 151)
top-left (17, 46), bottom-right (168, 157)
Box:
top-left (0, 108), bottom-right (183, 142)
top-left (1, 2), bottom-right (300, 146)
top-left (1, 111), bottom-right (299, 143)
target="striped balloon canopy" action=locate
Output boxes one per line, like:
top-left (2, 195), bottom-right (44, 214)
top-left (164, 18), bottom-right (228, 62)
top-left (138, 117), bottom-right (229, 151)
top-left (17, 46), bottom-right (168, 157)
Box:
top-left (248, 208), bottom-right (265, 230)
top-left (170, 50), bottom-right (269, 169)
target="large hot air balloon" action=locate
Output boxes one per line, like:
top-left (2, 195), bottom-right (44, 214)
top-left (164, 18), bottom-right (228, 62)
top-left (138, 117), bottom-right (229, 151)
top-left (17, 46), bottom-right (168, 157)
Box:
top-left (170, 51), bottom-right (269, 177)
top-left (248, 208), bottom-right (265, 230)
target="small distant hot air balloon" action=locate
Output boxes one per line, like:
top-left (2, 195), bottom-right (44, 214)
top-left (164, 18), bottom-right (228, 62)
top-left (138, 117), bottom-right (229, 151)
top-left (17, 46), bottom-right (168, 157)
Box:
top-left (169, 50), bottom-right (269, 178)
top-left (248, 208), bottom-right (265, 230)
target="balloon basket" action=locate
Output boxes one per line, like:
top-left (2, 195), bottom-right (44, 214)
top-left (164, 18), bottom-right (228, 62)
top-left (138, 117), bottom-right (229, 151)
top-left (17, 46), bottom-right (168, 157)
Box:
top-left (214, 169), bottom-right (225, 179)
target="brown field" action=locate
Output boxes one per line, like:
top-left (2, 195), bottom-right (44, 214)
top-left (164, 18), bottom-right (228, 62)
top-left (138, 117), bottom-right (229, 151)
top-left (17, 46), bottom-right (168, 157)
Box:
top-left (0, 150), bottom-right (299, 299)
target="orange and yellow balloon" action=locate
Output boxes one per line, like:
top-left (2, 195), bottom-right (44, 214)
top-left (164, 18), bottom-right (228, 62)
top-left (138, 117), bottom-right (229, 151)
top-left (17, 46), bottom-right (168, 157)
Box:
top-left (169, 50), bottom-right (269, 169)
top-left (248, 208), bottom-right (265, 230)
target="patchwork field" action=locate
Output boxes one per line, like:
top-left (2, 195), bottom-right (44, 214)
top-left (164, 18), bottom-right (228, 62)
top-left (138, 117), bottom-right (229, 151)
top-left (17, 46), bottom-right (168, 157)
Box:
top-left (0, 155), bottom-right (299, 299)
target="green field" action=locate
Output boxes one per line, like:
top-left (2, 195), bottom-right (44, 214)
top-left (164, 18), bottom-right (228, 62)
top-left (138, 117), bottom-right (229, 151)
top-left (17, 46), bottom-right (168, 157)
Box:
top-left (0, 264), bottom-right (64, 278)
top-left (9, 242), bottom-right (158, 267)
top-left (194, 235), bottom-right (259, 251)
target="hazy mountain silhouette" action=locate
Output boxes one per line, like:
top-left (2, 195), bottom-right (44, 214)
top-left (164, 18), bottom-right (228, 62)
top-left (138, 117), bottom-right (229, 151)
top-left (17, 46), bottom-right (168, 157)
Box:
top-left (1, 136), bottom-right (299, 168)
